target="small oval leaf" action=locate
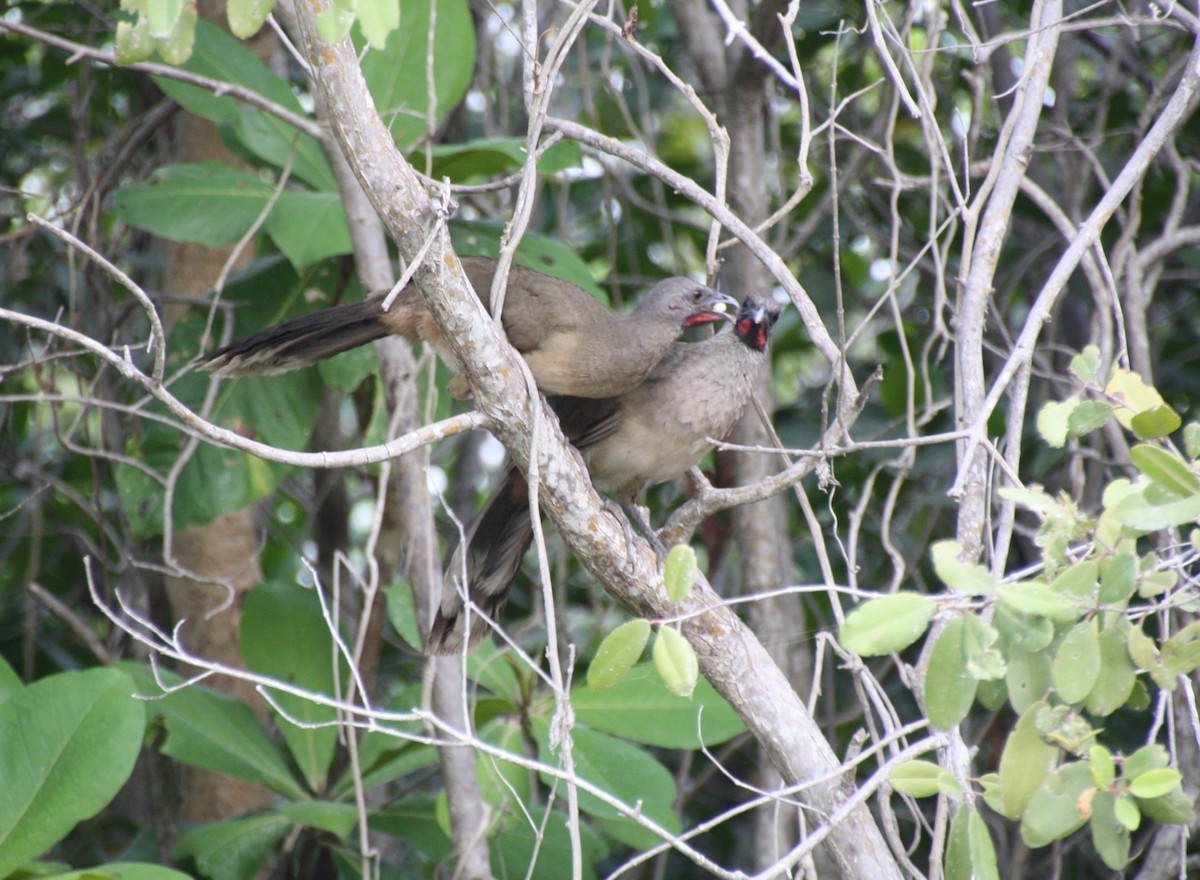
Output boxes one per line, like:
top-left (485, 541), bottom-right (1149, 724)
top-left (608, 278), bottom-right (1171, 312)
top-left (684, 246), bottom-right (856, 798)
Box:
top-left (1052, 618), bottom-right (1101, 704)
top-left (663, 545), bottom-right (698, 604)
top-left (1129, 444), bottom-right (1200, 496)
top-left (587, 620), bottom-right (651, 691)
top-left (1127, 768), bottom-right (1183, 799)
top-left (839, 593), bottom-right (936, 657)
top-left (888, 760), bottom-right (942, 797)
top-left (653, 627), bottom-right (699, 699)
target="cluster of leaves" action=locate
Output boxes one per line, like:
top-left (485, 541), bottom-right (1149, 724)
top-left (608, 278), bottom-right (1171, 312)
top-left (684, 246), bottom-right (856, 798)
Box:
top-left (0, 578), bottom-right (746, 879)
top-left (840, 346), bottom-right (1199, 876)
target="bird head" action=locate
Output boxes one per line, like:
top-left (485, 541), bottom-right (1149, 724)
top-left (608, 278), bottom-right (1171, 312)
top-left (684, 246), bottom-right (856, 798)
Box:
top-left (640, 277), bottom-right (739, 328)
top-left (733, 296), bottom-right (779, 352)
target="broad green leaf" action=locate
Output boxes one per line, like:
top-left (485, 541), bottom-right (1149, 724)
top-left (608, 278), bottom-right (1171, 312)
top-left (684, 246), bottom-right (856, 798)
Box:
top-left (120, 663), bottom-right (304, 799)
top-left (241, 582), bottom-right (341, 793)
top-left (175, 814), bottom-right (292, 880)
top-left (1106, 368), bottom-right (1165, 431)
top-left (475, 718), bottom-right (531, 818)
top-left (1129, 444), bottom-right (1200, 496)
top-left (1005, 646), bottom-right (1052, 715)
top-left (1019, 761), bottom-right (1092, 847)
top-left (360, 0), bottom-right (474, 151)
top-left (888, 760), bottom-right (942, 797)
top-left (49, 865), bottom-right (193, 880)
top-left (931, 540), bottom-right (996, 595)
top-left (1037, 398), bottom-right (1072, 448)
top-left (384, 583), bottom-right (423, 651)
top-left (994, 603), bottom-right (1054, 652)
top-left (997, 700), bottom-right (1058, 820)
top-left (532, 722), bottom-right (679, 850)
top-left (997, 582), bottom-right (1081, 622)
top-left (450, 221), bottom-right (606, 299)
top-left (1049, 560), bottom-right (1097, 600)
top-left (571, 665), bottom-right (744, 748)
top-left (279, 800), bottom-right (359, 840)
top-left (654, 626), bottom-right (699, 698)
top-left (924, 618), bottom-right (977, 730)
top-left (1124, 744), bottom-right (1169, 779)
top-left (232, 107), bottom-right (338, 192)
top-left (1052, 618), bottom-right (1101, 704)
top-left (0, 669), bottom-right (145, 879)
top-left (1070, 346), bottom-right (1101, 384)
top-left (1090, 789), bottom-right (1131, 871)
top-left (1185, 422), bottom-right (1200, 459)
top-left (588, 620), bottom-right (651, 691)
top-left (1113, 793), bottom-right (1141, 831)
top-left (0, 657), bottom-right (20, 706)
top-left (1127, 768), bottom-right (1183, 799)
top-left (1085, 618), bottom-right (1136, 716)
top-left (227, 0), bottom-right (275, 39)
top-left (359, 0), bottom-right (401, 49)
top-left (1114, 482), bottom-right (1200, 531)
top-left (265, 189), bottom-right (354, 268)
top-left (114, 162), bottom-right (274, 247)
top-left (944, 805), bottom-right (998, 880)
top-left (490, 804), bottom-right (607, 880)
top-left (1066, 400), bottom-right (1112, 437)
top-left (1098, 552), bottom-right (1137, 604)
top-left (429, 137), bottom-right (583, 182)
top-left (1130, 405), bottom-right (1182, 439)
top-left (839, 592), bottom-right (936, 656)
top-left (663, 545), bottom-right (698, 603)
top-left (1135, 786), bottom-right (1196, 824)
top-left (1161, 621), bottom-right (1200, 678)
top-left (1089, 745), bottom-right (1115, 785)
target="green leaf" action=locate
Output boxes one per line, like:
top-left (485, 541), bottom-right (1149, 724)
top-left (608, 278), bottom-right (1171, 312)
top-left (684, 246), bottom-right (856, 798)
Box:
top-left (1114, 483), bottom-right (1200, 531)
top-left (888, 760), bottom-right (942, 797)
top-left (155, 2), bottom-right (196, 63)
top-left (241, 582), bottom-right (342, 793)
top-left (1037, 398), bottom-right (1072, 448)
top-left (429, 137), bottom-right (583, 182)
top-left (116, 16), bottom-right (156, 64)
top-left (1106, 368), bottom-right (1165, 431)
top-left (227, 0), bottom-right (275, 38)
top-left (1052, 618), bottom-right (1101, 704)
top-left (588, 620), bottom-right (651, 691)
top-left (924, 618), bottom-right (977, 730)
top-left (0, 669), bottom-right (146, 879)
top-left (490, 803), bottom-right (607, 880)
top-left (114, 162), bottom-right (274, 247)
top-left (1019, 762), bottom-right (1092, 847)
top-left (931, 540), bottom-right (996, 595)
top-left (1085, 618), bottom-right (1136, 716)
top-left (1004, 644), bottom-right (1052, 715)
top-left (1066, 400), bottom-right (1112, 437)
top-left (1070, 346), bottom-right (1101, 384)
top-left (232, 107), bottom-right (337, 191)
top-left (1130, 405), bottom-right (1182, 439)
top-left (1089, 745), bottom-right (1115, 786)
top-left (279, 800), bottom-right (359, 840)
top-left (48, 865), bottom-right (194, 880)
top-left (147, 0), bottom-right (185, 38)
top-left (450, 221), bottom-right (606, 299)
top-left (1049, 560), bottom-right (1098, 600)
top-left (0, 657), bottom-right (20, 706)
top-left (1098, 552), bottom-right (1138, 604)
top-left (1123, 743), bottom-right (1169, 779)
top-left (663, 545), bottom-right (698, 603)
top-left (532, 722), bottom-right (679, 849)
top-left (175, 814), bottom-right (292, 880)
top-left (839, 592), bottom-right (936, 656)
top-left (317, 0), bottom-right (356, 43)
top-left (1129, 444), bottom-right (1200, 496)
top-left (571, 665), bottom-right (744, 748)
top-left (944, 805), bottom-right (999, 880)
top-left (1090, 789), bottom-right (1132, 870)
top-left (1127, 768), bottom-right (1183, 799)
top-left (1184, 422), bottom-right (1200, 459)
top-left (1135, 786), bottom-right (1196, 824)
top-left (1113, 792), bottom-right (1141, 831)
top-left (1161, 620), bottom-right (1200, 678)
top-left (997, 700), bottom-right (1058, 820)
top-left (653, 626), bottom-right (699, 698)
top-left (359, 0), bottom-right (401, 49)
top-left (265, 189), bottom-right (354, 268)
top-left (384, 583), bottom-right (423, 651)
top-left (120, 663), bottom-right (304, 799)
top-left (360, 0), bottom-right (474, 151)
top-left (997, 582), bottom-right (1082, 623)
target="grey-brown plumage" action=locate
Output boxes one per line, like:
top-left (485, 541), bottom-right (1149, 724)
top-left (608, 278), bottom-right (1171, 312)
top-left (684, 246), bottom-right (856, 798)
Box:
top-left (428, 296), bottom-right (778, 653)
top-left (196, 256), bottom-right (737, 399)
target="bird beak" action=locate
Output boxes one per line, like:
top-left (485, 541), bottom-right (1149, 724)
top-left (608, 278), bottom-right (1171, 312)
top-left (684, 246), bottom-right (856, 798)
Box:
top-left (684, 291), bottom-right (740, 326)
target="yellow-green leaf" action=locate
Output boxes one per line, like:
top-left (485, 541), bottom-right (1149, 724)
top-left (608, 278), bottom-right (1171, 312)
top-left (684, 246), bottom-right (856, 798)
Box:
top-left (888, 760), bottom-right (942, 797)
top-left (931, 540), bottom-right (996, 595)
top-left (653, 626), bottom-right (698, 699)
top-left (587, 620), bottom-right (651, 691)
top-left (1129, 444), bottom-right (1200, 496)
top-left (663, 545), bottom-right (697, 604)
top-left (1127, 768), bottom-right (1182, 799)
top-left (839, 593), bottom-right (936, 657)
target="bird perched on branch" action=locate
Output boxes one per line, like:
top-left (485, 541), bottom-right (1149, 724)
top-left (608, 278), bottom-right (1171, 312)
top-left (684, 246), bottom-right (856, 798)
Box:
top-left (196, 256), bottom-right (737, 399)
top-left (429, 295), bottom-right (779, 653)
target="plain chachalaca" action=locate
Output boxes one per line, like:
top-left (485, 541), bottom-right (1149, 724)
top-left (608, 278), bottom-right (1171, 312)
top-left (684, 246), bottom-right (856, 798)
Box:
top-left (196, 256), bottom-right (737, 398)
top-left (429, 296), bottom-right (778, 652)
